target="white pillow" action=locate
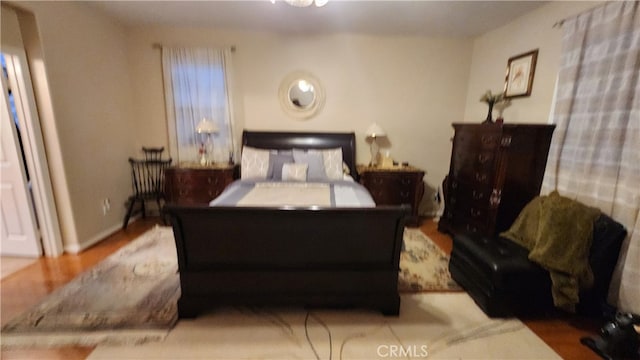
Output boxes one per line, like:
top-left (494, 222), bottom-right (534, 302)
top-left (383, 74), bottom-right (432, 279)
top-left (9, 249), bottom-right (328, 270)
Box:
top-left (282, 163), bottom-right (308, 182)
top-left (241, 146), bottom-right (270, 180)
top-left (322, 148), bottom-right (344, 180)
top-left (292, 149), bottom-right (327, 181)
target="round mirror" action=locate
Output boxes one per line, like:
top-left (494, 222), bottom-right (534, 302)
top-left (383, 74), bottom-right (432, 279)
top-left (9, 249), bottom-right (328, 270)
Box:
top-left (289, 79), bottom-right (315, 109)
top-left (279, 71), bottom-right (325, 119)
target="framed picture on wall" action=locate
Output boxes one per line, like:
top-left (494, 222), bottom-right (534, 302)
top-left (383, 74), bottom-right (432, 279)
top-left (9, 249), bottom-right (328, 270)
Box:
top-left (504, 49), bottom-right (538, 99)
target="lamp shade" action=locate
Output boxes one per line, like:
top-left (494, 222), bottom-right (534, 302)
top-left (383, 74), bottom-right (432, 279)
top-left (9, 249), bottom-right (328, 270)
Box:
top-left (196, 118), bottom-right (219, 134)
top-left (365, 123), bottom-right (386, 138)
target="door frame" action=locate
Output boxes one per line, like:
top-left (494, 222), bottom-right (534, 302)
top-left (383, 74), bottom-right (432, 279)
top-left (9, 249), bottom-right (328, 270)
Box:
top-left (2, 46), bottom-right (63, 257)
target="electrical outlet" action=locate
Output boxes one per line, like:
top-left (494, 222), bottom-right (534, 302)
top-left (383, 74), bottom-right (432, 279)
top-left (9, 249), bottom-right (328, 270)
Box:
top-left (102, 198), bottom-right (111, 215)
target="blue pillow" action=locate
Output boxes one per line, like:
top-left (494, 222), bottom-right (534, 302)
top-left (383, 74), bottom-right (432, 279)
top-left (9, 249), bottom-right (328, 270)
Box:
top-left (292, 149), bottom-right (327, 181)
top-left (267, 150), bottom-right (294, 180)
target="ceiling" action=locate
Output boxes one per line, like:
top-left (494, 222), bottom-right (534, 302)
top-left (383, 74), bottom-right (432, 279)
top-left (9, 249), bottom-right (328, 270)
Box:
top-left (85, 1), bottom-right (547, 37)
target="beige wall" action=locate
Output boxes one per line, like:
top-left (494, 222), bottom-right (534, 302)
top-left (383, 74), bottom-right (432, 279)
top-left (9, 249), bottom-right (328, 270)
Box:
top-left (463, 1), bottom-right (601, 124)
top-left (9, 1), bottom-right (137, 252)
top-left (5, 1), bottom-right (605, 252)
top-left (1, 6), bottom-right (24, 48)
top-left (127, 27), bottom-right (474, 213)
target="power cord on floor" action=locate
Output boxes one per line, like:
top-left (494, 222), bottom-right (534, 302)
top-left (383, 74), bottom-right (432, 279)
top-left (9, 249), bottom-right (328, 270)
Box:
top-left (304, 311), bottom-right (333, 360)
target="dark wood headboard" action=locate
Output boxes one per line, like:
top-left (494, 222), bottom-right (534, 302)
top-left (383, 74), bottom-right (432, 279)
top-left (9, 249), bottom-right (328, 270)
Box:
top-left (241, 130), bottom-right (358, 180)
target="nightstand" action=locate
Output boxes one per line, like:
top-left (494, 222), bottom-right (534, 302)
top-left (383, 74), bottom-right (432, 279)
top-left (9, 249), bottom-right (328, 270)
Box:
top-left (358, 165), bottom-right (425, 227)
top-left (165, 164), bottom-right (239, 205)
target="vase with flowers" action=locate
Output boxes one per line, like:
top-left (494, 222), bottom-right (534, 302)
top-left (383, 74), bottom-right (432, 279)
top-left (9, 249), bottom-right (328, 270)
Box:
top-left (480, 90), bottom-right (506, 124)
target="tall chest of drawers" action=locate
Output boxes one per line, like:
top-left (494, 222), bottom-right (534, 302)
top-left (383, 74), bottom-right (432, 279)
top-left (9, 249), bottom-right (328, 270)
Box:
top-left (438, 123), bottom-right (555, 237)
top-left (165, 164), bottom-right (239, 205)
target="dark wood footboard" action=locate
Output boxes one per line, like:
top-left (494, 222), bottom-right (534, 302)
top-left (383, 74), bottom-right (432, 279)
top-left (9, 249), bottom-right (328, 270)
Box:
top-left (165, 205), bottom-right (409, 317)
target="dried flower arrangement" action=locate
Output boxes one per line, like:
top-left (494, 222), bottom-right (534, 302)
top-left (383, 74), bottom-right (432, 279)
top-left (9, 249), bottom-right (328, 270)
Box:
top-left (480, 90), bottom-right (507, 123)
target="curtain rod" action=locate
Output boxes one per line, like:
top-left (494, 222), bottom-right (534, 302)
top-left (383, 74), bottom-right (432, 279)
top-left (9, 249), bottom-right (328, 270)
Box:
top-left (552, 2), bottom-right (606, 29)
top-left (151, 43), bottom-right (236, 52)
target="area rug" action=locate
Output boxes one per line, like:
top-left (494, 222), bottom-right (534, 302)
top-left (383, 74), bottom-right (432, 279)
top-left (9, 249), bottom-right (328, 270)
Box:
top-left (1, 226), bottom-right (457, 348)
top-left (398, 228), bottom-right (460, 292)
top-left (88, 292), bottom-right (560, 360)
top-left (1, 226), bottom-right (180, 348)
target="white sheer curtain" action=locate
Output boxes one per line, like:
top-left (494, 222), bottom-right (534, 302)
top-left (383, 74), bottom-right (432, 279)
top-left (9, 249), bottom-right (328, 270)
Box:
top-left (541, 1), bottom-right (639, 314)
top-left (161, 47), bottom-right (235, 164)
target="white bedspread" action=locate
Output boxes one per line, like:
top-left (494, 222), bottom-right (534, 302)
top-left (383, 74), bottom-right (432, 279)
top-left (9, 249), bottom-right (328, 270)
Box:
top-left (237, 183), bottom-right (331, 207)
top-left (209, 180), bottom-right (375, 208)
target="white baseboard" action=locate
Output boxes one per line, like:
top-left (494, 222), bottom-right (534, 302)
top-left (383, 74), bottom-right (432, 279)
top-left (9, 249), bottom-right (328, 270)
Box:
top-left (64, 216), bottom-right (139, 254)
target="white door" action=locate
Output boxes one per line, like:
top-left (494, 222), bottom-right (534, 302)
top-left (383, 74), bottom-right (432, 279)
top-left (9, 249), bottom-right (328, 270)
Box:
top-left (0, 56), bottom-right (42, 257)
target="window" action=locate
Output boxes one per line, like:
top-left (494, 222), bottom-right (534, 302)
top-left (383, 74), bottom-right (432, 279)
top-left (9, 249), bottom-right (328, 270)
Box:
top-left (161, 47), bottom-right (234, 164)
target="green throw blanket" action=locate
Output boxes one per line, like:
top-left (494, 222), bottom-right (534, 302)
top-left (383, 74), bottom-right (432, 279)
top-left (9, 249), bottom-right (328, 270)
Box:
top-left (501, 191), bottom-right (600, 312)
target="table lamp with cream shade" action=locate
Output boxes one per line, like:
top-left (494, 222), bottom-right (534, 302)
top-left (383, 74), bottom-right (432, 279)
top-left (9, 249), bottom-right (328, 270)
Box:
top-left (365, 123), bottom-right (386, 166)
top-left (196, 118), bottom-right (218, 165)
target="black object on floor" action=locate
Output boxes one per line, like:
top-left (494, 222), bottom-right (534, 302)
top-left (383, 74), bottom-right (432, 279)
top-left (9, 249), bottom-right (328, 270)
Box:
top-left (580, 312), bottom-right (640, 360)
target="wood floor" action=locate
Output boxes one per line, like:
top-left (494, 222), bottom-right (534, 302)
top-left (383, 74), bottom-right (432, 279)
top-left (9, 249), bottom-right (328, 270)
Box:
top-left (1, 217), bottom-right (602, 359)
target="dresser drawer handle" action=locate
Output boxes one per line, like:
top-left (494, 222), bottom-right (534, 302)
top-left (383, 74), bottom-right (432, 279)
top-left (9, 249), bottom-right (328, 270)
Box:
top-left (450, 196), bottom-right (457, 204)
top-left (401, 178), bottom-right (412, 185)
top-left (451, 181), bottom-right (458, 189)
top-left (374, 178), bottom-right (384, 185)
top-left (470, 208), bottom-right (482, 217)
top-left (207, 177), bottom-right (219, 184)
top-left (472, 190), bottom-right (484, 200)
top-left (481, 135), bottom-right (496, 146)
top-left (466, 224), bottom-right (478, 233)
top-left (400, 191), bottom-right (410, 198)
top-left (490, 189), bottom-right (502, 207)
top-left (475, 173), bottom-right (487, 182)
top-left (478, 154), bottom-right (491, 163)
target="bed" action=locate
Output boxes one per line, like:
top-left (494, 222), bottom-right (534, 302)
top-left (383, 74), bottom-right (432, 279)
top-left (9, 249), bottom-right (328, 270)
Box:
top-left (164, 131), bottom-right (409, 317)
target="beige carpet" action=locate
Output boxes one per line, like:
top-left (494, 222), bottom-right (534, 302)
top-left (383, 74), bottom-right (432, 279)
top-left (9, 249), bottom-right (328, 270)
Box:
top-left (89, 292), bottom-right (560, 360)
top-left (1, 226), bottom-right (457, 349)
